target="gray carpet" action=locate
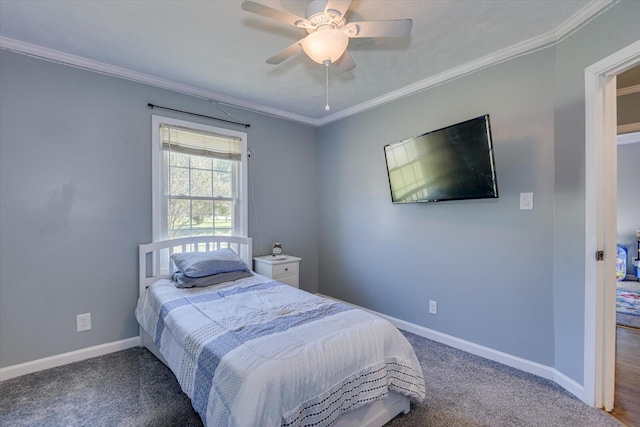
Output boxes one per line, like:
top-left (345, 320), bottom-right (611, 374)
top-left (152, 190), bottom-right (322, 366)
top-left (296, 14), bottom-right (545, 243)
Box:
top-left (0, 331), bottom-right (621, 427)
top-left (387, 332), bottom-right (621, 427)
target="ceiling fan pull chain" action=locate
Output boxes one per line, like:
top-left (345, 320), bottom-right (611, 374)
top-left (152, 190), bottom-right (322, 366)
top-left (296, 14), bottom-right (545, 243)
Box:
top-left (324, 59), bottom-right (331, 111)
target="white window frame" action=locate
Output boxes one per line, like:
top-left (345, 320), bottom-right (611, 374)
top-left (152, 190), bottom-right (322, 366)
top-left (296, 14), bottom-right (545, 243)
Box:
top-left (151, 115), bottom-right (248, 242)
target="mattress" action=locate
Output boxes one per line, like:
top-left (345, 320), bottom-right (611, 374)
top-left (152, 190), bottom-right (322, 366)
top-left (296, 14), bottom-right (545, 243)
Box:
top-left (135, 274), bottom-right (425, 426)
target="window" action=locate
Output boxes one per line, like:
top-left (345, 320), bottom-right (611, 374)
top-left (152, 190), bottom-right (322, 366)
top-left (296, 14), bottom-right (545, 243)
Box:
top-left (152, 116), bottom-right (247, 241)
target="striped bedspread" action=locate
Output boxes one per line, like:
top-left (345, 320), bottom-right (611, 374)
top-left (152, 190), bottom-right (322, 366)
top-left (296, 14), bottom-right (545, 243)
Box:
top-left (135, 274), bottom-right (425, 427)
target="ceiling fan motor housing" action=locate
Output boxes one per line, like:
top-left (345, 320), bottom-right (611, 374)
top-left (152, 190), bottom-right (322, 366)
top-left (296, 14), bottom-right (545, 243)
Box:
top-left (241, 0), bottom-right (412, 72)
top-left (301, 0), bottom-right (346, 32)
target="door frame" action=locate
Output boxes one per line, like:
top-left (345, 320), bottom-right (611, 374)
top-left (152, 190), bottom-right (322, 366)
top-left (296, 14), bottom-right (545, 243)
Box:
top-left (584, 39), bottom-right (640, 410)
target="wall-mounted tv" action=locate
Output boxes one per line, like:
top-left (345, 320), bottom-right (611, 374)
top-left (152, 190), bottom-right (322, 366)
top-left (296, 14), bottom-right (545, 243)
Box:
top-left (383, 114), bottom-right (498, 204)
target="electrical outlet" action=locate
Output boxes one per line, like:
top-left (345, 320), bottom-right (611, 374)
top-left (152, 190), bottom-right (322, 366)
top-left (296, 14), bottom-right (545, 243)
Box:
top-left (429, 300), bottom-right (437, 315)
top-left (77, 313), bottom-right (91, 332)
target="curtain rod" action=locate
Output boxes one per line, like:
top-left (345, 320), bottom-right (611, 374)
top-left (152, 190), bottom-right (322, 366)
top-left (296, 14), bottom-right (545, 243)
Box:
top-left (147, 103), bottom-right (250, 128)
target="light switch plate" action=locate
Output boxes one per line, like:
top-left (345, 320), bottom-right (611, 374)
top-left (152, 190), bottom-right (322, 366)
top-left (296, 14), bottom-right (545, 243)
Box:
top-left (520, 192), bottom-right (533, 210)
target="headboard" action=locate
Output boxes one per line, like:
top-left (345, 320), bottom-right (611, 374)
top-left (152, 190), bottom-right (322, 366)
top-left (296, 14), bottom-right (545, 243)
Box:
top-left (138, 236), bottom-right (253, 297)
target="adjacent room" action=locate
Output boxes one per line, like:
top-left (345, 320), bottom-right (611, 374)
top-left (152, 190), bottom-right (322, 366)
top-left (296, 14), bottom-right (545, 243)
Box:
top-left (612, 64), bottom-right (640, 425)
top-left (1, 1), bottom-right (639, 426)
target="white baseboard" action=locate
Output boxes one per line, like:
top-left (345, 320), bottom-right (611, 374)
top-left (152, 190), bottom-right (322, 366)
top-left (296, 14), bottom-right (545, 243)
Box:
top-left (1, 301), bottom-right (588, 403)
top-left (553, 369), bottom-right (585, 401)
top-left (0, 337), bottom-right (140, 382)
top-left (318, 294), bottom-right (586, 403)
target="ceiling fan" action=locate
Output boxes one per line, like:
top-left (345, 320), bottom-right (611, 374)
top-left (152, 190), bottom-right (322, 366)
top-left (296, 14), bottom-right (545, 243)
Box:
top-left (240, 0), bottom-right (412, 72)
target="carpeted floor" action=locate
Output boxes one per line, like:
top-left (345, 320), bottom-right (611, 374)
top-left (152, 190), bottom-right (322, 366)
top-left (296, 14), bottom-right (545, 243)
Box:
top-left (0, 331), bottom-right (621, 427)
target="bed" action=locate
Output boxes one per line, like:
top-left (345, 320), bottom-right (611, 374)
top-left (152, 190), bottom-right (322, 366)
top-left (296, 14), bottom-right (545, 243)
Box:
top-left (136, 236), bottom-right (425, 427)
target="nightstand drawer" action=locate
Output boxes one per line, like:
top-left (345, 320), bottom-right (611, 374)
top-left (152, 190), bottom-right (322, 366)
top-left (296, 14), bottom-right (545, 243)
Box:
top-left (272, 262), bottom-right (298, 278)
top-left (253, 255), bottom-right (302, 289)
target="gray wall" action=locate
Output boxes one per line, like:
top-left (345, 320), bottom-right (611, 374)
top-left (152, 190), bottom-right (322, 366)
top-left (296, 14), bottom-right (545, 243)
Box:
top-left (0, 51), bottom-right (317, 368)
top-left (617, 142), bottom-right (640, 275)
top-left (317, 0), bottom-right (640, 383)
top-left (1, 0), bottom-right (638, 385)
top-left (617, 92), bottom-right (640, 126)
top-left (317, 48), bottom-right (557, 366)
top-left (552, 0), bottom-right (640, 383)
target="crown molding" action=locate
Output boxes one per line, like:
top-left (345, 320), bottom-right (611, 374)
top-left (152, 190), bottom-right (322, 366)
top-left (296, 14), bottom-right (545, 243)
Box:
top-left (316, 0), bottom-right (615, 126)
top-left (554, 0), bottom-right (617, 42)
top-left (617, 130), bottom-right (640, 145)
top-left (317, 31), bottom-right (557, 126)
top-left (617, 83), bottom-right (640, 96)
top-left (0, 37), bottom-right (318, 126)
top-left (0, 0), bottom-right (615, 128)
top-left (618, 122), bottom-right (640, 135)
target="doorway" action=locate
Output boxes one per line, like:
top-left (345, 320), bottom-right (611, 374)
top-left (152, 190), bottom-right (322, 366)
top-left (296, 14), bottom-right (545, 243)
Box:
top-left (584, 39), bottom-right (640, 412)
top-left (610, 65), bottom-right (640, 426)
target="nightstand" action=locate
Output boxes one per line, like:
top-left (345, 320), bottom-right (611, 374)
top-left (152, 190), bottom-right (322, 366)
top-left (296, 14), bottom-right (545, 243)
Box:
top-left (253, 255), bottom-right (301, 288)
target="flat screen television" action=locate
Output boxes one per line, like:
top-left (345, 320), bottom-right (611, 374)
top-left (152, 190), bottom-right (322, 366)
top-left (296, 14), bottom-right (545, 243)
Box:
top-left (383, 114), bottom-right (498, 204)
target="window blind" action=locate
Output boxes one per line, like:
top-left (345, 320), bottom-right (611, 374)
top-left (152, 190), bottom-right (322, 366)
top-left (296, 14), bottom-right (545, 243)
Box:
top-left (161, 124), bottom-right (242, 161)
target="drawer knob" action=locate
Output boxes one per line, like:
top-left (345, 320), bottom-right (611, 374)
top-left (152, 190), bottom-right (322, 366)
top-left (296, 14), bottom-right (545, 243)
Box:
top-left (285, 268), bottom-right (288, 271)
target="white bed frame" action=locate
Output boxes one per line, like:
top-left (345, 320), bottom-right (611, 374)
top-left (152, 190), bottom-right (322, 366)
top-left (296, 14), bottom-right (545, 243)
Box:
top-left (138, 236), bottom-right (410, 427)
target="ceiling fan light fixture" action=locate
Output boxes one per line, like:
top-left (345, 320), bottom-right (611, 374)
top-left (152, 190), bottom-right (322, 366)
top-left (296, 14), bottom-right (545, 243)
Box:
top-left (301, 27), bottom-right (349, 64)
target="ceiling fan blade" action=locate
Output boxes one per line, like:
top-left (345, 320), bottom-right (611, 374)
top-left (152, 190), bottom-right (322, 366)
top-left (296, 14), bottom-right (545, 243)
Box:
top-left (324, 0), bottom-right (352, 17)
top-left (334, 49), bottom-right (355, 72)
top-left (241, 0), bottom-right (309, 27)
top-left (266, 40), bottom-right (304, 64)
top-left (345, 19), bottom-right (412, 38)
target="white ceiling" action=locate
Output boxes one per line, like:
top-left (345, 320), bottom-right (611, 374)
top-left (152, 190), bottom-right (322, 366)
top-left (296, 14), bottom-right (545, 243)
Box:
top-left (0, 0), bottom-right (613, 126)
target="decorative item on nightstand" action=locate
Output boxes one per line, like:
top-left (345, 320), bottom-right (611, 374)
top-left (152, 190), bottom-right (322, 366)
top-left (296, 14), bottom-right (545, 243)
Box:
top-left (272, 242), bottom-right (282, 256)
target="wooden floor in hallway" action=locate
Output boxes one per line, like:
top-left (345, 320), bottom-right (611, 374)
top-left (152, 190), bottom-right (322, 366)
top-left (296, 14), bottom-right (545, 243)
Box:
top-left (611, 326), bottom-right (640, 427)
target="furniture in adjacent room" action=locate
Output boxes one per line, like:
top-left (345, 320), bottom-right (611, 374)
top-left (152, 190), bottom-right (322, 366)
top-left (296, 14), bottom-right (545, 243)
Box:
top-left (636, 237), bottom-right (640, 280)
